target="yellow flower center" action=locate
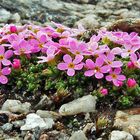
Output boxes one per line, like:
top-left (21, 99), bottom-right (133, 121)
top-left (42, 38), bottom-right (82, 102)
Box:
top-left (39, 44), bottom-right (43, 48)
top-left (111, 73), bottom-right (117, 79)
top-left (107, 60), bottom-right (112, 64)
top-left (0, 55), bottom-right (4, 60)
top-left (94, 66), bottom-right (100, 72)
top-left (68, 63), bottom-right (75, 69)
top-left (75, 51), bottom-right (80, 55)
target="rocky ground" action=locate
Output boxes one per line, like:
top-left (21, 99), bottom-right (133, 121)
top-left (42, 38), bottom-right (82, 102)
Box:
top-left (0, 0), bottom-right (140, 140)
top-left (0, 0), bottom-right (140, 29)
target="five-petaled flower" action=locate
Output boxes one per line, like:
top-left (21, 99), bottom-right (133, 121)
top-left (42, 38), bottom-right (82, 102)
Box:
top-left (57, 54), bottom-right (84, 76)
top-left (106, 68), bottom-right (126, 87)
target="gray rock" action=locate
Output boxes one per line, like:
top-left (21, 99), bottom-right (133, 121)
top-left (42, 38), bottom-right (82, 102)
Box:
top-left (12, 120), bottom-right (25, 128)
top-left (0, 9), bottom-right (11, 23)
top-left (109, 130), bottom-right (134, 140)
top-left (36, 110), bottom-right (61, 120)
top-left (69, 130), bottom-right (88, 140)
top-left (75, 15), bottom-right (99, 29)
top-left (1, 123), bottom-right (13, 132)
top-left (34, 95), bottom-right (53, 110)
top-left (47, 130), bottom-right (70, 140)
top-left (21, 113), bottom-right (54, 131)
top-left (11, 13), bottom-right (21, 23)
top-left (59, 95), bottom-right (96, 116)
top-left (76, 0), bottom-right (89, 4)
top-left (114, 110), bottom-right (140, 140)
top-left (1, 99), bottom-right (31, 114)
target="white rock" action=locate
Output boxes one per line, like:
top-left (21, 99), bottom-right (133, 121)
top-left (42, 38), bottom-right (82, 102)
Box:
top-left (75, 15), bottom-right (99, 29)
top-left (59, 95), bottom-right (96, 116)
top-left (0, 9), bottom-right (11, 23)
top-left (36, 110), bottom-right (61, 120)
top-left (76, 0), bottom-right (89, 4)
top-left (69, 130), bottom-right (88, 140)
top-left (114, 110), bottom-right (140, 139)
top-left (1, 99), bottom-right (31, 114)
top-left (110, 130), bottom-right (134, 140)
top-left (20, 113), bottom-right (54, 131)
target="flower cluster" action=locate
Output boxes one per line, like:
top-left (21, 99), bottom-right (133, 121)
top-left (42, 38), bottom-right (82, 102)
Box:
top-left (0, 23), bottom-right (139, 89)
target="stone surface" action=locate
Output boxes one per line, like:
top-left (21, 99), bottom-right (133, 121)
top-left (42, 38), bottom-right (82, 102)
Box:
top-left (34, 95), bottom-right (53, 110)
top-left (0, 9), bottom-right (11, 23)
top-left (75, 15), bottom-right (99, 29)
top-left (12, 120), bottom-right (25, 128)
top-left (36, 110), bottom-right (61, 120)
top-left (109, 130), bottom-right (134, 140)
top-left (69, 130), bottom-right (88, 140)
top-left (21, 113), bottom-right (54, 131)
top-left (0, 0), bottom-right (140, 27)
top-left (1, 123), bottom-right (13, 132)
top-left (59, 95), bottom-right (96, 116)
top-left (114, 109), bottom-right (140, 140)
top-left (1, 99), bottom-right (31, 114)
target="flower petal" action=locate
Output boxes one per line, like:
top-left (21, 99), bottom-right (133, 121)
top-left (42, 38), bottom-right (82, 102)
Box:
top-left (95, 57), bottom-right (104, 66)
top-left (0, 75), bottom-right (8, 84)
top-left (67, 69), bottom-right (75, 76)
top-left (73, 55), bottom-right (83, 64)
top-left (111, 61), bottom-right (123, 68)
top-left (4, 50), bottom-right (13, 59)
top-left (2, 59), bottom-right (11, 66)
top-left (111, 47), bottom-right (122, 55)
top-left (74, 63), bottom-right (83, 70)
top-left (117, 75), bottom-right (126, 81)
top-left (114, 68), bottom-right (121, 74)
top-left (113, 79), bottom-right (119, 87)
top-left (84, 70), bottom-right (94, 77)
top-left (57, 63), bottom-right (68, 70)
top-left (95, 72), bottom-right (103, 79)
top-left (63, 54), bottom-right (72, 63)
top-left (0, 46), bottom-right (5, 55)
top-left (2, 67), bottom-right (11, 75)
top-left (85, 59), bottom-right (95, 69)
top-left (106, 75), bottom-right (112, 81)
top-left (107, 53), bottom-right (114, 61)
top-left (101, 65), bottom-right (110, 73)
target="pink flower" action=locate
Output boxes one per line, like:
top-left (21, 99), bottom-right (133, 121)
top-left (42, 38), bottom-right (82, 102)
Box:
top-left (121, 45), bottom-right (139, 58)
top-left (57, 54), bottom-right (84, 76)
top-left (13, 39), bottom-right (32, 55)
top-left (127, 78), bottom-right (137, 88)
top-left (68, 39), bottom-right (87, 56)
top-left (0, 46), bottom-right (13, 66)
top-left (37, 46), bottom-right (59, 63)
top-left (12, 59), bottom-right (21, 69)
top-left (130, 53), bottom-right (140, 69)
top-left (100, 88), bottom-right (108, 95)
top-left (102, 53), bottom-right (123, 69)
top-left (84, 57), bottom-right (110, 79)
top-left (106, 68), bottom-right (126, 87)
top-left (29, 31), bottom-right (50, 53)
top-left (0, 64), bottom-right (11, 84)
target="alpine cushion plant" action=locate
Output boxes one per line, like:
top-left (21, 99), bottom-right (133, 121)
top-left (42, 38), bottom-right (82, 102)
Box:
top-left (0, 23), bottom-right (140, 108)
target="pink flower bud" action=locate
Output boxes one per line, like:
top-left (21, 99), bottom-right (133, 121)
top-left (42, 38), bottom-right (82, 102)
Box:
top-left (12, 59), bottom-right (21, 69)
top-left (100, 88), bottom-right (108, 95)
top-left (127, 78), bottom-right (137, 88)
top-left (127, 61), bottom-right (135, 69)
top-left (10, 25), bottom-right (17, 33)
